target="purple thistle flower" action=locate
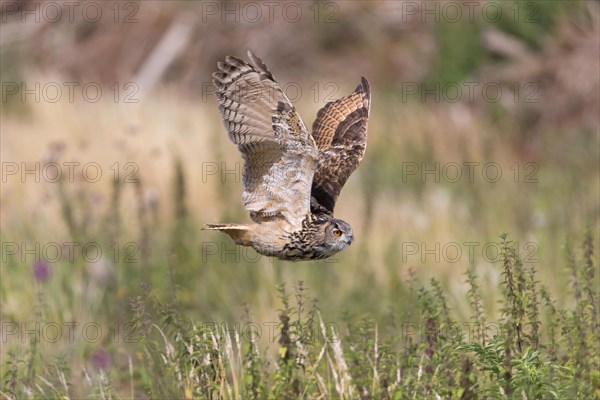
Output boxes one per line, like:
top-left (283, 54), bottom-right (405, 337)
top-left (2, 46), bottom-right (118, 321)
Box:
top-left (91, 348), bottom-right (110, 370)
top-left (32, 261), bottom-right (51, 283)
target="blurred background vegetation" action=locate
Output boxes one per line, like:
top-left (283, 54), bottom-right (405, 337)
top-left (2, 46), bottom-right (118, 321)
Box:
top-left (1, 0), bottom-right (599, 397)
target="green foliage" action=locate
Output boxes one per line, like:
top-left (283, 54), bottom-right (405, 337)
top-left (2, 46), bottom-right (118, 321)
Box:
top-left (494, 1), bottom-right (571, 47)
top-left (427, 1), bottom-right (574, 90)
top-left (3, 217), bottom-right (599, 399)
top-left (430, 19), bottom-right (485, 85)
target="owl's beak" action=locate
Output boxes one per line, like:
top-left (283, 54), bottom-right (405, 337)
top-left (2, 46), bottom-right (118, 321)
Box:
top-left (347, 235), bottom-right (354, 245)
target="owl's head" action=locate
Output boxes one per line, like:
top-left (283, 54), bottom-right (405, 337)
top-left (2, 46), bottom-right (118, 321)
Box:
top-left (311, 218), bottom-right (354, 258)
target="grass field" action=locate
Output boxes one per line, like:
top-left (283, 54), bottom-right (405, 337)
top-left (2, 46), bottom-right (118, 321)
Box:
top-left (1, 1), bottom-right (599, 399)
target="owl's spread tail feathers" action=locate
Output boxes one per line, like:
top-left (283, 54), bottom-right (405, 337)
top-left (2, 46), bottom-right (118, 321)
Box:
top-left (203, 224), bottom-right (251, 245)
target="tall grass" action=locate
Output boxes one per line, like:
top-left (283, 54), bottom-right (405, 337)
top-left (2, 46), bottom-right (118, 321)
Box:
top-left (1, 140), bottom-right (598, 397)
top-left (3, 231), bottom-right (598, 398)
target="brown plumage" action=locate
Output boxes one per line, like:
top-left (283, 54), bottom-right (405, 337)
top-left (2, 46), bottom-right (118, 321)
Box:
top-left (205, 51), bottom-right (371, 261)
top-left (311, 77), bottom-right (370, 214)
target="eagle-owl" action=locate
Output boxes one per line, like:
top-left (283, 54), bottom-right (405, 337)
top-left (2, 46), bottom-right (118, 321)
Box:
top-left (205, 51), bottom-right (370, 261)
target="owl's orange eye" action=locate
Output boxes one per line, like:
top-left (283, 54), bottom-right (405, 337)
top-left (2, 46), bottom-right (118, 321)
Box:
top-left (333, 229), bottom-right (342, 237)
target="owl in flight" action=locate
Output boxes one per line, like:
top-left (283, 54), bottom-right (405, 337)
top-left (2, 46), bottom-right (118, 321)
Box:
top-left (205, 51), bottom-right (370, 261)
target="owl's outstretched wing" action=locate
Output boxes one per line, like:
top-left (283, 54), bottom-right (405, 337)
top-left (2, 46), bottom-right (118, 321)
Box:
top-left (310, 77), bottom-right (371, 214)
top-left (213, 51), bottom-right (319, 228)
